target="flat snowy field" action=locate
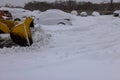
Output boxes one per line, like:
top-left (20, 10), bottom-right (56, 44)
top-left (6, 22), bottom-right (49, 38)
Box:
top-left (0, 15), bottom-right (120, 80)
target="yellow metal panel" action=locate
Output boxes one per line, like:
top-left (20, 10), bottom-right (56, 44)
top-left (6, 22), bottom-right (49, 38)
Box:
top-left (0, 21), bottom-right (10, 33)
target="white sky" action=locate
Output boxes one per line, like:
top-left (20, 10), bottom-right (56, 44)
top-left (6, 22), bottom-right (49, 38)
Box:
top-left (0, 0), bottom-right (120, 7)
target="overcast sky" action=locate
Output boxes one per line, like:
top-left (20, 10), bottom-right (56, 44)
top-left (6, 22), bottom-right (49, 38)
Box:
top-left (0, 0), bottom-right (120, 7)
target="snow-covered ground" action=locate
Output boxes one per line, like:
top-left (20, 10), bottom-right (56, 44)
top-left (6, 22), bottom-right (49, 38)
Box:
top-left (0, 15), bottom-right (120, 80)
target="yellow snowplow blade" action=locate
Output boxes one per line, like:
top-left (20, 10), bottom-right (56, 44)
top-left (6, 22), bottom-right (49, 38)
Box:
top-left (0, 17), bottom-right (33, 46)
top-left (10, 17), bottom-right (33, 46)
top-left (0, 18), bottom-right (14, 30)
top-left (0, 21), bottom-right (10, 33)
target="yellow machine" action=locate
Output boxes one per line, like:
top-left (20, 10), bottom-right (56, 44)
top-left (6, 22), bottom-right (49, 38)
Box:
top-left (0, 17), bottom-right (33, 46)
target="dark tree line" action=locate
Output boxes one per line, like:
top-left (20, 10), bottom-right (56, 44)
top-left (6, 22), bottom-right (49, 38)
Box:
top-left (24, 0), bottom-right (120, 14)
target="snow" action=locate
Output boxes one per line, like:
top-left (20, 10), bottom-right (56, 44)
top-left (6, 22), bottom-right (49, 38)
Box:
top-left (80, 11), bottom-right (88, 17)
top-left (71, 10), bottom-right (78, 16)
top-left (92, 11), bottom-right (100, 16)
top-left (0, 7), bottom-right (32, 20)
top-left (113, 10), bottom-right (120, 17)
top-left (0, 10), bottom-right (120, 80)
top-left (35, 9), bottom-right (72, 25)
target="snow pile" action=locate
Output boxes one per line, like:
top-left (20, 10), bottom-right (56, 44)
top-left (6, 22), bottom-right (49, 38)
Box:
top-left (31, 25), bottom-right (51, 48)
top-left (80, 11), bottom-right (88, 17)
top-left (40, 9), bottom-right (71, 19)
top-left (92, 11), bottom-right (100, 16)
top-left (71, 10), bottom-right (78, 16)
top-left (32, 10), bottom-right (41, 14)
top-left (0, 7), bottom-right (31, 20)
top-left (36, 9), bottom-right (72, 25)
top-left (113, 10), bottom-right (120, 17)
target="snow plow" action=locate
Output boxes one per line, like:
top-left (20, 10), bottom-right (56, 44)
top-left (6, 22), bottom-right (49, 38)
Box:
top-left (0, 17), bottom-right (33, 47)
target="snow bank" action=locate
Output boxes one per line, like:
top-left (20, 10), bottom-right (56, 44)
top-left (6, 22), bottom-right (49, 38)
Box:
top-left (31, 25), bottom-right (51, 48)
top-left (0, 7), bottom-right (32, 20)
top-left (92, 11), bottom-right (100, 16)
top-left (80, 11), bottom-right (88, 17)
top-left (71, 10), bottom-right (78, 16)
